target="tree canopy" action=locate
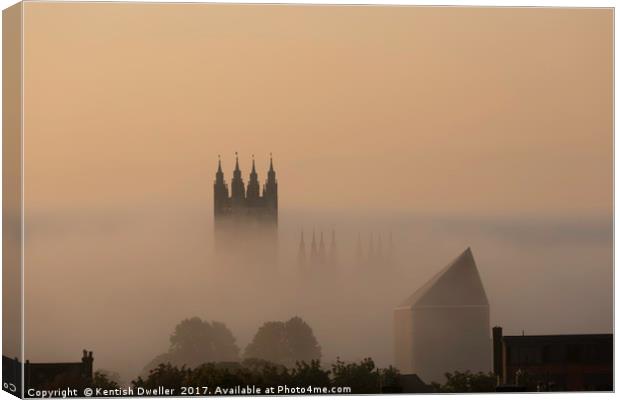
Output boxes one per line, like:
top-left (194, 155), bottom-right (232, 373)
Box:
top-left (133, 358), bottom-right (397, 394)
top-left (142, 317), bottom-right (240, 376)
top-left (432, 370), bottom-right (497, 393)
top-left (244, 316), bottom-right (321, 367)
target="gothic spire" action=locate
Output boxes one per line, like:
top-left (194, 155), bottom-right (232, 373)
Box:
top-left (310, 230), bottom-right (318, 264)
top-left (246, 154), bottom-right (260, 201)
top-left (264, 152), bottom-right (278, 210)
top-left (328, 229), bottom-right (338, 266)
top-left (318, 232), bottom-right (326, 264)
top-left (213, 154), bottom-right (229, 215)
top-left (297, 231), bottom-right (306, 267)
top-left (215, 154), bottom-right (225, 184)
top-left (231, 151), bottom-right (245, 201)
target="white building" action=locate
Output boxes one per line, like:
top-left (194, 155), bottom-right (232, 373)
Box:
top-left (394, 247), bottom-right (491, 383)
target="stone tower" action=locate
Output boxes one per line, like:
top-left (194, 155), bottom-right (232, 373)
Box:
top-left (213, 153), bottom-right (278, 266)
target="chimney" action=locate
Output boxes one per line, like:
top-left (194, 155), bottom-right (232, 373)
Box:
top-left (492, 326), bottom-right (504, 383)
top-left (81, 350), bottom-right (94, 383)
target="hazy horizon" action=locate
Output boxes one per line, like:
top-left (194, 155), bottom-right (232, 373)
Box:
top-left (14, 3), bottom-right (612, 384)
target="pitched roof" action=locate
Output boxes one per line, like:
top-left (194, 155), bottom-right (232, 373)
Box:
top-left (398, 247), bottom-right (489, 309)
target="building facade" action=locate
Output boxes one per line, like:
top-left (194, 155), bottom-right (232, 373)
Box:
top-left (493, 327), bottom-right (612, 391)
top-left (2, 350), bottom-right (94, 395)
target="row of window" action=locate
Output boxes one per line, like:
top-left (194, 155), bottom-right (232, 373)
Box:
top-left (506, 343), bottom-right (612, 365)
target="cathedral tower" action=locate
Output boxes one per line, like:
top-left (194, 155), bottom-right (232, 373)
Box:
top-left (213, 153), bottom-right (278, 266)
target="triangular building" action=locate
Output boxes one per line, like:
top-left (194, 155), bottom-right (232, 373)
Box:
top-left (394, 247), bottom-right (491, 383)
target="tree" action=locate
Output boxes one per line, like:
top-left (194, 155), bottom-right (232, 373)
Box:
top-left (133, 356), bottom-right (402, 394)
top-left (331, 357), bottom-right (381, 394)
top-left (170, 318), bottom-right (239, 363)
top-left (244, 316), bottom-right (321, 367)
top-left (289, 360), bottom-right (330, 387)
top-left (92, 370), bottom-right (121, 390)
top-left (142, 317), bottom-right (240, 376)
top-left (433, 370), bottom-right (496, 393)
top-left (133, 363), bottom-right (189, 391)
top-left (285, 317), bottom-right (322, 363)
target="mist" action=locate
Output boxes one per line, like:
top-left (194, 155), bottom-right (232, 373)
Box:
top-left (22, 204), bottom-right (611, 383)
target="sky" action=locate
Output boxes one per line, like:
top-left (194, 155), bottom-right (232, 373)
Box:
top-left (12, 3), bottom-right (613, 382)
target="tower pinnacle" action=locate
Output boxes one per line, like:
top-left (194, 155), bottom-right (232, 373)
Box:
top-left (297, 231), bottom-right (306, 267)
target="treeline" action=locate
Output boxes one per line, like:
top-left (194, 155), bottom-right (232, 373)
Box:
top-left (123, 316), bottom-right (400, 393)
top-left (142, 316), bottom-right (321, 375)
top-left (93, 363), bottom-right (497, 395)
top-left (128, 358), bottom-right (399, 394)
top-left (91, 316), bottom-right (495, 394)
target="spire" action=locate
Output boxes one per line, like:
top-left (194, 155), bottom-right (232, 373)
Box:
top-left (213, 154), bottom-right (229, 216)
top-left (215, 154), bottom-right (225, 184)
top-left (368, 233), bottom-right (375, 261)
top-left (263, 152), bottom-right (278, 210)
top-left (231, 151), bottom-right (245, 202)
top-left (267, 152), bottom-right (276, 181)
top-left (246, 154), bottom-right (260, 201)
top-left (356, 232), bottom-right (363, 265)
top-left (318, 232), bottom-right (326, 264)
top-left (297, 231), bottom-right (306, 267)
top-left (310, 230), bottom-right (318, 264)
top-left (328, 229), bottom-right (338, 266)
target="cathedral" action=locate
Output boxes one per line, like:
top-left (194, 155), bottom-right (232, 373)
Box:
top-left (296, 230), bottom-right (394, 276)
top-left (213, 153), bottom-right (278, 265)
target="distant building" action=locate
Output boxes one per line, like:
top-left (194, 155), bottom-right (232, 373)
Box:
top-left (213, 153), bottom-right (278, 265)
top-left (355, 232), bottom-right (394, 271)
top-left (297, 230), bottom-right (337, 275)
top-left (296, 230), bottom-right (394, 276)
top-left (3, 350), bottom-right (93, 394)
top-left (394, 247), bottom-right (491, 383)
top-left (493, 327), bottom-right (612, 391)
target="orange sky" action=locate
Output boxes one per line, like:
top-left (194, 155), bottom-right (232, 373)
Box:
top-left (14, 4), bottom-right (613, 378)
top-left (22, 3), bottom-right (612, 218)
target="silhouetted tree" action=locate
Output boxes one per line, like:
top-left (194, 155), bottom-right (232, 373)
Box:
top-left (433, 370), bottom-right (496, 393)
top-left (285, 317), bottom-right (322, 362)
top-left (244, 316), bottom-right (321, 367)
top-left (331, 357), bottom-right (381, 394)
top-left (92, 370), bottom-right (120, 390)
top-left (379, 365), bottom-right (400, 388)
top-left (134, 357), bottom-right (401, 395)
top-left (241, 358), bottom-right (291, 387)
top-left (290, 360), bottom-right (330, 387)
top-left (142, 317), bottom-right (239, 375)
top-left (133, 363), bottom-right (189, 391)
